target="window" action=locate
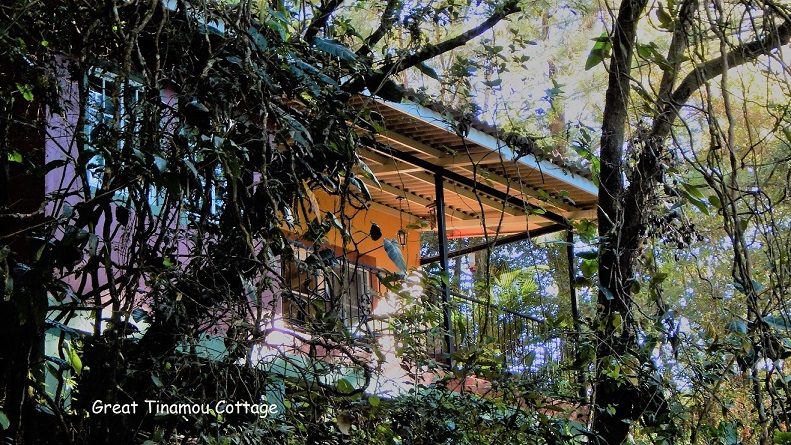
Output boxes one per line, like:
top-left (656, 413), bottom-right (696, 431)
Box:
top-left (327, 262), bottom-right (375, 335)
top-left (280, 247), bottom-right (328, 327)
top-left (181, 146), bottom-right (226, 221)
top-left (280, 247), bottom-right (375, 336)
top-left (84, 72), bottom-right (142, 198)
top-left (84, 72), bottom-right (225, 219)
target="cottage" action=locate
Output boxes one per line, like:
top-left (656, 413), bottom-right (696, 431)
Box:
top-left (1, 2), bottom-right (597, 438)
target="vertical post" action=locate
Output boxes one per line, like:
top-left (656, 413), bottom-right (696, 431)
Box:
top-left (567, 229), bottom-right (587, 403)
top-left (567, 229), bottom-right (580, 326)
top-left (435, 173), bottom-right (454, 363)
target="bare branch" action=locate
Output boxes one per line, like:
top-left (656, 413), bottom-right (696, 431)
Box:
top-left (303, 0), bottom-right (345, 42)
top-left (654, 0), bottom-right (699, 110)
top-left (344, 0), bottom-right (520, 94)
top-left (356, 0), bottom-right (402, 58)
top-left (654, 17), bottom-right (791, 140)
top-left (379, 0), bottom-right (520, 76)
top-left (620, 18), bottom-right (791, 254)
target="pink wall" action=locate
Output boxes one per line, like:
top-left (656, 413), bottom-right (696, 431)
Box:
top-left (40, 58), bottom-right (401, 362)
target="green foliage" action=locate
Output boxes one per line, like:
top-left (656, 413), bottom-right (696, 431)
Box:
top-left (0, 1), bottom-right (545, 442)
top-left (339, 385), bottom-right (583, 445)
top-left (775, 431), bottom-right (791, 445)
top-left (384, 238), bottom-right (407, 273)
top-left (2, 0), bottom-right (789, 443)
top-left (584, 32), bottom-right (611, 71)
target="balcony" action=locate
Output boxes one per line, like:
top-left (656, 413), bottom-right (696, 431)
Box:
top-left (447, 290), bottom-right (573, 376)
top-left (269, 248), bottom-right (579, 396)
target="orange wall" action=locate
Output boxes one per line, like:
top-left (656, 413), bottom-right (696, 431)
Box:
top-left (301, 190), bottom-right (422, 271)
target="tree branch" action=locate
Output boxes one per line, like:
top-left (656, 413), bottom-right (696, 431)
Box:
top-left (623, 16), bottom-right (791, 229)
top-left (379, 0), bottom-right (520, 76)
top-left (654, 0), bottom-right (699, 112)
top-left (303, 0), bottom-right (345, 42)
top-left (356, 0), bottom-right (402, 58)
top-left (612, 16), bottom-right (791, 340)
top-left (344, 0), bottom-right (520, 95)
top-left (653, 17), bottom-right (791, 140)
top-left (621, 18), bottom-right (791, 283)
top-left (591, 0), bottom-right (649, 443)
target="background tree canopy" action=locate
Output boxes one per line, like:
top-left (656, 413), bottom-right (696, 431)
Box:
top-left (1, 0), bottom-right (791, 444)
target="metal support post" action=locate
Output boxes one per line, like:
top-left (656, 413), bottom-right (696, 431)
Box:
top-left (435, 173), bottom-right (454, 364)
top-left (567, 229), bottom-right (587, 403)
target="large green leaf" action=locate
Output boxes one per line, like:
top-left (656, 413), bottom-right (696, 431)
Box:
top-left (725, 320), bottom-right (748, 335)
top-left (7, 150), bottom-right (23, 163)
top-left (416, 62), bottom-right (440, 80)
top-left (314, 38), bottom-right (358, 62)
top-left (66, 343), bottom-right (83, 376)
top-left (280, 112), bottom-right (313, 148)
top-left (247, 26), bottom-right (269, 51)
top-left (0, 411), bottom-right (9, 431)
top-left (764, 315), bottom-right (791, 331)
top-left (383, 238), bottom-right (406, 273)
top-left (337, 377), bottom-right (355, 394)
top-left (369, 78), bottom-right (403, 102)
top-left (585, 33), bottom-right (611, 71)
top-left (358, 160), bottom-right (380, 188)
top-left (290, 57), bottom-right (339, 87)
top-left (656, 2), bottom-right (674, 29)
top-left (132, 308), bottom-right (152, 323)
top-left (16, 83), bottom-right (33, 101)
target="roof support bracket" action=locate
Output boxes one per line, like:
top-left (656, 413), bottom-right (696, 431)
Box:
top-left (419, 223), bottom-right (567, 265)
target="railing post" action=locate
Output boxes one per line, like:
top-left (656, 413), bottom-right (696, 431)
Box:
top-left (567, 229), bottom-right (587, 403)
top-left (435, 173), bottom-right (454, 364)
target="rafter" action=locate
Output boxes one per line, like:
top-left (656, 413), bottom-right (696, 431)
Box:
top-left (364, 164), bottom-right (424, 176)
top-left (433, 151), bottom-right (502, 167)
top-left (443, 215), bottom-right (547, 232)
top-left (359, 148), bottom-right (526, 217)
top-left (376, 130), bottom-right (577, 212)
top-left (356, 176), bottom-right (473, 221)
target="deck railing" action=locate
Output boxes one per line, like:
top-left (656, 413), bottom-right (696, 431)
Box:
top-left (279, 258), bottom-right (573, 377)
top-left (447, 291), bottom-right (574, 375)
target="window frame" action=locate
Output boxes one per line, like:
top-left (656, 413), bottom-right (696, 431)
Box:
top-left (280, 246), bottom-right (376, 336)
top-left (83, 70), bottom-right (143, 200)
top-left (180, 140), bottom-right (226, 222)
top-left (83, 71), bottom-right (226, 220)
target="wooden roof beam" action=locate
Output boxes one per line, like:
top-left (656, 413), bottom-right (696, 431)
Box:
top-left (361, 148), bottom-right (526, 217)
top-left (376, 130), bottom-right (577, 213)
top-left (433, 151), bottom-right (503, 167)
top-left (443, 215), bottom-right (546, 232)
top-left (363, 200), bottom-right (421, 222)
top-left (371, 144), bottom-right (572, 229)
top-left (443, 180), bottom-right (527, 217)
top-left (382, 99), bottom-right (598, 196)
top-left (358, 176), bottom-right (473, 222)
top-left (358, 149), bottom-right (418, 174)
top-left (364, 164), bottom-right (425, 176)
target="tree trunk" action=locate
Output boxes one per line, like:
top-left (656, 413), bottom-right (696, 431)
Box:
top-left (591, 0), bottom-right (791, 442)
top-left (592, 0), bottom-right (648, 443)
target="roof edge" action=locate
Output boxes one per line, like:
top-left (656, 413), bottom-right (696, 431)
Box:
top-left (376, 98), bottom-right (599, 197)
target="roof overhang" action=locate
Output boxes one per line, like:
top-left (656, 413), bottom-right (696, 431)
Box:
top-left (351, 96), bottom-right (598, 239)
